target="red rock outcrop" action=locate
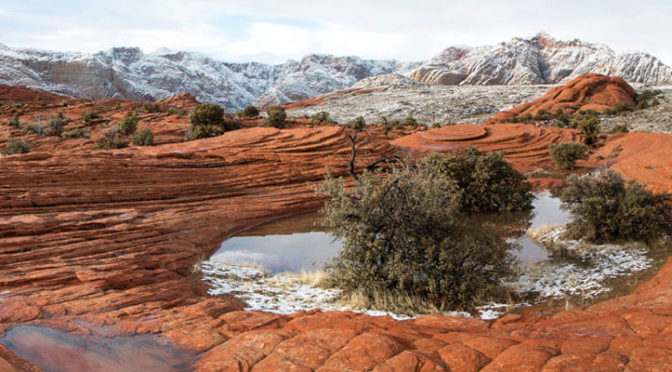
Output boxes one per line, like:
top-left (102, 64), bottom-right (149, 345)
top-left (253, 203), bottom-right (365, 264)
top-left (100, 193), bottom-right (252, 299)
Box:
top-left (2, 81), bottom-right (672, 371)
top-left (489, 73), bottom-right (636, 123)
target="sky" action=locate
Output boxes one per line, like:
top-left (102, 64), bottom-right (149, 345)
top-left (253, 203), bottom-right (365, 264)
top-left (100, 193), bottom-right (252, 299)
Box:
top-left (0, 0), bottom-right (670, 65)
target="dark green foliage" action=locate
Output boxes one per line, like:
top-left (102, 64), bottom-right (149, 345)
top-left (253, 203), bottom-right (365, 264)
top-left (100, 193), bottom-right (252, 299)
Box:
top-left (266, 105), bottom-right (287, 128)
top-left (48, 112), bottom-right (68, 135)
top-left (550, 142), bottom-right (589, 170)
top-left (96, 129), bottom-right (128, 150)
top-left (61, 128), bottom-right (90, 139)
top-left (609, 124), bottom-right (629, 134)
top-left (534, 109), bottom-right (553, 121)
top-left (347, 116), bottom-right (365, 131)
top-left (418, 147), bottom-right (533, 213)
top-left (241, 105), bottom-right (260, 118)
top-left (167, 107), bottom-right (187, 116)
top-left (130, 128), bottom-right (154, 146)
top-left (185, 124), bottom-right (223, 140)
top-left (61, 101), bottom-right (69, 107)
top-left (3, 139), bottom-right (29, 155)
top-left (81, 110), bottom-right (101, 122)
top-left (190, 103), bottom-right (224, 127)
top-left (119, 114), bottom-right (139, 135)
top-left (310, 111), bottom-right (335, 124)
top-left (7, 113), bottom-right (20, 127)
top-left (318, 165), bottom-right (516, 310)
top-left (142, 102), bottom-right (161, 113)
top-left (559, 170), bottom-right (672, 243)
top-left (613, 102), bottom-right (632, 113)
top-left (571, 115), bottom-right (600, 145)
top-left (402, 114), bottom-right (418, 128)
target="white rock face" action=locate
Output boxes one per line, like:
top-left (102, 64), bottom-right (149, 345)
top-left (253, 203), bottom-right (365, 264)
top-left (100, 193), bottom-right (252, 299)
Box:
top-left (0, 46), bottom-right (409, 111)
top-left (411, 33), bottom-right (672, 86)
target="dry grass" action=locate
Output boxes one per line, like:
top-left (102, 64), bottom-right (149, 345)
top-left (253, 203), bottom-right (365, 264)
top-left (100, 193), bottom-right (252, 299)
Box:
top-left (333, 288), bottom-right (441, 316)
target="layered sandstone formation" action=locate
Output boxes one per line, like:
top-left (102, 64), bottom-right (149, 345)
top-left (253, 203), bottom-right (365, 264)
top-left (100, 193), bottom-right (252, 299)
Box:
top-left (2, 78), bottom-right (672, 371)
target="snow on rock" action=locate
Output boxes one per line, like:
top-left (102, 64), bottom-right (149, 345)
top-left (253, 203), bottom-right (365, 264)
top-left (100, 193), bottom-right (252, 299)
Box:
top-left (411, 32), bottom-right (672, 86)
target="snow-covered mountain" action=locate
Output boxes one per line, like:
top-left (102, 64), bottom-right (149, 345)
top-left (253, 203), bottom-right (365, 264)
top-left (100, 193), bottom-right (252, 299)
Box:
top-left (0, 33), bottom-right (671, 110)
top-left (0, 44), bottom-right (411, 111)
top-left (410, 33), bottom-right (672, 86)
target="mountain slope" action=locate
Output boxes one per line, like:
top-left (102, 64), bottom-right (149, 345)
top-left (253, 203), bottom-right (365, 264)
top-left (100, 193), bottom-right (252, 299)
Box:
top-left (410, 33), bottom-right (672, 86)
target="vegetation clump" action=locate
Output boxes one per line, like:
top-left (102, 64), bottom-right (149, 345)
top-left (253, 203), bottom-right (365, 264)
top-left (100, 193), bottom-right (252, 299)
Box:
top-left (418, 147), bottom-right (533, 213)
top-left (48, 112), bottom-right (68, 135)
top-left (119, 113), bottom-right (139, 135)
top-left (241, 105), bottom-right (260, 118)
top-left (571, 114), bottom-right (600, 145)
top-left (95, 129), bottom-right (128, 150)
top-left (318, 163), bottom-right (517, 311)
top-left (559, 170), bottom-right (672, 243)
top-left (310, 111), bottom-right (336, 124)
top-left (81, 110), bottom-right (100, 122)
top-left (142, 102), bottom-right (161, 113)
top-left (347, 116), bottom-right (366, 132)
top-left (7, 113), bottom-right (20, 127)
top-left (61, 128), bottom-right (90, 139)
top-left (266, 105), bottom-right (287, 128)
top-left (550, 142), bottom-right (589, 170)
top-left (3, 139), bottom-right (30, 155)
top-left (130, 128), bottom-right (154, 146)
top-left (186, 103), bottom-right (239, 140)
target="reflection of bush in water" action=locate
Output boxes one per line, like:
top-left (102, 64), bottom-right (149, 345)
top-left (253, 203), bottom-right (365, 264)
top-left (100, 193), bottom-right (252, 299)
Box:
top-left (317, 151), bottom-right (533, 312)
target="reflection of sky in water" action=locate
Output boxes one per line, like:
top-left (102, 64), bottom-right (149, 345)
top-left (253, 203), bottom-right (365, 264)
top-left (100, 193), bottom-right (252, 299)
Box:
top-left (211, 232), bottom-right (342, 274)
top-left (212, 192), bottom-right (571, 272)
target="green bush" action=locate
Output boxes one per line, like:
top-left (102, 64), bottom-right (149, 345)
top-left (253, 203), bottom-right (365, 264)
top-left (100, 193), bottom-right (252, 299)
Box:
top-left (241, 105), bottom-right (260, 118)
top-left (266, 105), bottom-right (287, 128)
top-left (130, 128), bottom-right (154, 146)
top-left (559, 170), bottom-right (672, 243)
top-left (142, 102), bottom-right (161, 113)
top-left (418, 147), bottom-right (533, 213)
top-left (61, 128), bottom-right (90, 139)
top-left (190, 103), bottom-right (224, 127)
top-left (81, 110), bottom-right (101, 122)
top-left (550, 142), bottom-right (589, 170)
top-left (48, 112), bottom-right (68, 135)
top-left (310, 111), bottom-right (334, 124)
top-left (119, 114), bottom-right (139, 135)
top-left (167, 107), bottom-right (187, 116)
top-left (185, 124), bottom-right (223, 140)
top-left (3, 139), bottom-right (30, 155)
top-left (347, 116), bottom-right (366, 132)
top-left (571, 115), bottom-right (600, 145)
top-left (318, 165), bottom-right (516, 311)
top-left (613, 102), bottom-right (632, 113)
top-left (7, 113), bottom-right (20, 127)
top-left (610, 124), bottom-right (629, 134)
top-left (402, 115), bottom-right (418, 128)
top-left (23, 124), bottom-right (48, 135)
top-left (96, 129), bottom-right (128, 150)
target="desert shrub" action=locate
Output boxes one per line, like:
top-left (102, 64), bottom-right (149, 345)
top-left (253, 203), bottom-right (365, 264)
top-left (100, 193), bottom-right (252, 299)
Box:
top-left (402, 114), bottom-right (418, 128)
top-left (119, 114), bottom-right (139, 135)
top-left (266, 105), bottom-right (287, 128)
top-left (550, 142), bottom-right (589, 170)
top-left (571, 115), bottom-right (600, 145)
top-left (318, 165), bottom-right (516, 311)
top-left (48, 112), bottom-right (68, 135)
top-left (23, 124), bottom-right (48, 135)
top-left (61, 101), bottom-right (69, 107)
top-left (559, 170), bottom-right (672, 243)
top-left (310, 111), bottom-right (334, 124)
top-left (190, 103), bottom-right (224, 127)
top-left (3, 139), bottom-right (29, 155)
top-left (167, 107), bottom-right (187, 116)
top-left (95, 129), bottom-right (128, 150)
top-left (81, 110), bottom-right (100, 122)
top-left (610, 124), bottom-right (629, 134)
top-left (347, 116), bottom-right (366, 131)
top-left (61, 128), bottom-right (90, 139)
top-left (418, 147), bottom-right (533, 213)
top-left (534, 109), bottom-right (553, 121)
top-left (613, 102), bottom-right (632, 114)
top-left (142, 102), bottom-right (161, 113)
top-left (130, 128), bottom-right (154, 146)
top-left (7, 113), bottom-right (20, 127)
top-left (241, 105), bottom-right (260, 118)
top-left (184, 124), bottom-right (223, 140)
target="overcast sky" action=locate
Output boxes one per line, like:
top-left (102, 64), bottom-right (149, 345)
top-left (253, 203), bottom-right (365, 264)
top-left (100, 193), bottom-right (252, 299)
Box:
top-left (1, 0), bottom-right (670, 65)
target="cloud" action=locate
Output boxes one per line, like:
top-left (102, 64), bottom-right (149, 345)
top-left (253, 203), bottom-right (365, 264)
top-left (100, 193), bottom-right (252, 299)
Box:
top-left (0, 0), bottom-right (670, 65)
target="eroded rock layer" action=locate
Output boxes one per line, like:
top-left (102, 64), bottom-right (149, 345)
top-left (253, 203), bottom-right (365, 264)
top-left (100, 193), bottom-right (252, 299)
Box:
top-left (2, 81), bottom-right (672, 371)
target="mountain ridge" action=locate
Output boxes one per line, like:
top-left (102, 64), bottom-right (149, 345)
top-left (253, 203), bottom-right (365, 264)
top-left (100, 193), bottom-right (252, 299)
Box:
top-left (0, 33), bottom-right (670, 110)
